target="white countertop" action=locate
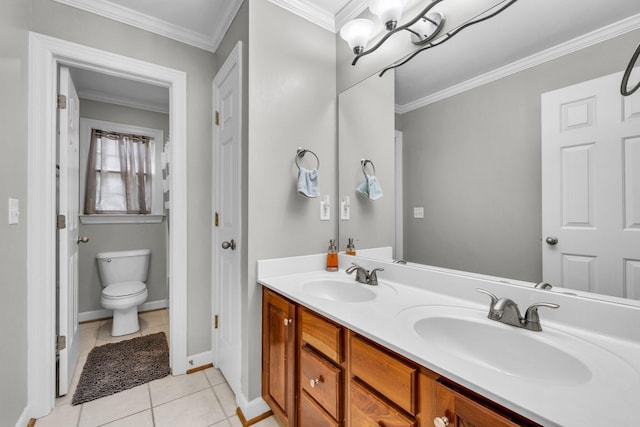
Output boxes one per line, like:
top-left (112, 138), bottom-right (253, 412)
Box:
top-left (257, 253), bottom-right (640, 427)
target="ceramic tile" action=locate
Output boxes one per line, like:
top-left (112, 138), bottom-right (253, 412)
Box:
top-left (204, 367), bottom-right (226, 386)
top-left (153, 389), bottom-right (226, 427)
top-left (252, 416), bottom-right (281, 427)
top-left (35, 403), bottom-right (81, 427)
top-left (149, 371), bottom-right (210, 406)
top-left (101, 409), bottom-right (154, 427)
top-left (227, 415), bottom-right (244, 427)
top-left (210, 419), bottom-right (231, 427)
top-left (78, 384), bottom-right (151, 427)
top-left (213, 382), bottom-right (237, 417)
top-left (139, 309), bottom-right (168, 329)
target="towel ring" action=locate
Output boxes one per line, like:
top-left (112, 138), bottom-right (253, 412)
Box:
top-left (361, 159), bottom-right (376, 177)
top-left (621, 42), bottom-right (640, 96)
top-left (296, 148), bottom-right (320, 170)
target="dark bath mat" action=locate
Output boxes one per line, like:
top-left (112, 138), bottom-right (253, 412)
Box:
top-left (71, 332), bottom-right (170, 405)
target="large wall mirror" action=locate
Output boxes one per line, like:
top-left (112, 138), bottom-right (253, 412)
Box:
top-left (338, 0), bottom-right (640, 304)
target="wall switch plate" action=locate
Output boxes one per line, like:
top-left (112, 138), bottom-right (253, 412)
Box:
top-left (320, 195), bottom-right (330, 221)
top-left (8, 198), bottom-right (19, 224)
top-left (413, 207), bottom-right (424, 219)
top-left (340, 196), bottom-right (350, 220)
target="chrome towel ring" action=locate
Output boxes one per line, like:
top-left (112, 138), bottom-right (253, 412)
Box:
top-left (361, 159), bottom-right (376, 177)
top-left (296, 148), bottom-right (320, 170)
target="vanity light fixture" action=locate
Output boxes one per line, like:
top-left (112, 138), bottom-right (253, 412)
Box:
top-left (341, 0), bottom-right (521, 76)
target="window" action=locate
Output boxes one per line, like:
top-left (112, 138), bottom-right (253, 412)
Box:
top-left (80, 119), bottom-right (165, 224)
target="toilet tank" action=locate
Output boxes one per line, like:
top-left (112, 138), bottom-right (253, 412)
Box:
top-left (96, 249), bottom-right (151, 287)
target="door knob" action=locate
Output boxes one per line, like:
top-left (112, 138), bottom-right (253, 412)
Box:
top-left (221, 239), bottom-right (236, 250)
top-left (77, 236), bottom-right (89, 244)
top-left (545, 236), bottom-right (558, 245)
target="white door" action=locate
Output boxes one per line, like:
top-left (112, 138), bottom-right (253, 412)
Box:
top-left (212, 42), bottom-right (242, 395)
top-left (57, 65), bottom-right (81, 395)
top-left (541, 69), bottom-right (640, 299)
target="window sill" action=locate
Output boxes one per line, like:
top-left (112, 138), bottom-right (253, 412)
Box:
top-left (80, 214), bottom-right (165, 225)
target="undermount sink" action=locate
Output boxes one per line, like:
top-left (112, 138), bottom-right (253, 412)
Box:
top-left (400, 305), bottom-right (639, 388)
top-left (302, 279), bottom-right (376, 303)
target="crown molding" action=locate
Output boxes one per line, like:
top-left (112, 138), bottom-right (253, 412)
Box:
top-left (78, 88), bottom-right (169, 114)
top-left (268, 0), bottom-right (337, 32)
top-left (53, 0), bottom-right (243, 53)
top-left (397, 12), bottom-right (640, 114)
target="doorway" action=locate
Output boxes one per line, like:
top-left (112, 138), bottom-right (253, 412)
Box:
top-left (28, 32), bottom-right (188, 418)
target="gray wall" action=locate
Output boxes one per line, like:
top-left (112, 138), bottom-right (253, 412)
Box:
top-left (78, 99), bottom-right (169, 313)
top-left (246, 0), bottom-right (337, 400)
top-left (31, 0), bottom-right (217, 355)
top-left (399, 29), bottom-right (640, 282)
top-left (0, 1), bottom-right (30, 425)
top-left (339, 71), bottom-right (396, 250)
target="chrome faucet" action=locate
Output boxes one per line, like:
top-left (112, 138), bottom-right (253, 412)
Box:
top-left (346, 263), bottom-right (384, 286)
top-left (476, 288), bottom-right (559, 332)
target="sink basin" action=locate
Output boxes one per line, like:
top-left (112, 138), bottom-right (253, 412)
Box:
top-left (396, 305), bottom-right (640, 387)
top-left (302, 279), bottom-right (376, 303)
top-left (413, 311), bottom-right (591, 385)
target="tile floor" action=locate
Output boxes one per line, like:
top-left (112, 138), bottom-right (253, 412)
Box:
top-left (36, 310), bottom-right (279, 427)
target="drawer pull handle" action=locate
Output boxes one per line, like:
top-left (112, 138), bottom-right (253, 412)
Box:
top-left (283, 318), bottom-right (292, 326)
top-left (309, 376), bottom-right (323, 388)
top-left (434, 416), bottom-right (450, 427)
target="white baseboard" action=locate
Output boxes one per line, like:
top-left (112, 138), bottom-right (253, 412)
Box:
top-left (15, 405), bottom-right (30, 427)
top-left (236, 393), bottom-right (270, 421)
top-left (78, 299), bottom-right (169, 323)
top-left (186, 350), bottom-right (214, 371)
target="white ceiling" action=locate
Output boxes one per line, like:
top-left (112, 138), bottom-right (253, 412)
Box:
top-left (57, 0), bottom-right (640, 112)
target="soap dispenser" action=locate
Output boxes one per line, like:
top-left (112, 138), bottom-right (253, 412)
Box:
top-left (326, 239), bottom-right (338, 272)
top-left (346, 238), bottom-right (356, 256)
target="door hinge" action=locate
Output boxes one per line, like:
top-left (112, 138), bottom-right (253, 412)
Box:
top-left (214, 211), bottom-right (219, 227)
top-left (57, 94), bottom-right (67, 110)
top-left (215, 111), bottom-right (220, 126)
top-left (56, 335), bottom-right (67, 351)
top-left (214, 315), bottom-right (219, 329)
top-left (56, 214), bottom-right (67, 230)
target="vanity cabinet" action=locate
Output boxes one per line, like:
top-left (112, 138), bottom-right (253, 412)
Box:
top-left (262, 288), bottom-right (297, 427)
top-left (262, 287), bottom-right (539, 427)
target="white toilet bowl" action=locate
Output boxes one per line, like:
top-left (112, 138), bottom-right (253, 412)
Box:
top-left (96, 249), bottom-right (151, 336)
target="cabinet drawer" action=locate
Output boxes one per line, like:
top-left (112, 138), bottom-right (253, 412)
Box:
top-left (300, 346), bottom-right (342, 421)
top-left (350, 335), bottom-right (417, 415)
top-left (300, 307), bottom-right (343, 363)
top-left (350, 380), bottom-right (416, 427)
top-left (299, 390), bottom-right (339, 427)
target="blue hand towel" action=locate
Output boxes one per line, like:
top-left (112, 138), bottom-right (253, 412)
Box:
top-left (297, 168), bottom-right (319, 198)
top-left (356, 175), bottom-right (383, 200)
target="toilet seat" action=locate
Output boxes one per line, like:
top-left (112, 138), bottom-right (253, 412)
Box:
top-left (102, 281), bottom-right (147, 300)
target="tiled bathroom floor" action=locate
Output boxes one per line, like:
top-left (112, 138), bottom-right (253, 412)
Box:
top-left (36, 310), bottom-right (279, 427)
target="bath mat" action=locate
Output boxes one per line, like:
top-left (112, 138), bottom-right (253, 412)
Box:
top-left (71, 332), bottom-right (170, 405)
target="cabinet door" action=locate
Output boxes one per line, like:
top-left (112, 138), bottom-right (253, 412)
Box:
top-left (262, 288), bottom-right (297, 427)
top-left (435, 383), bottom-right (529, 427)
top-left (350, 380), bottom-right (416, 427)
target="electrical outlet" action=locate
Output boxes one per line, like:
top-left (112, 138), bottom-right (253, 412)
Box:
top-left (320, 195), bottom-right (330, 221)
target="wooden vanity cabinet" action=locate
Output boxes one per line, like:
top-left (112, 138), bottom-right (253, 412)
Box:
top-left (262, 288), bottom-right (297, 427)
top-left (261, 287), bottom-right (539, 427)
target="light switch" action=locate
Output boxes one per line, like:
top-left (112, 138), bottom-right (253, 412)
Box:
top-left (8, 198), bottom-right (20, 224)
top-left (320, 195), bottom-right (330, 221)
top-left (413, 207), bottom-right (424, 219)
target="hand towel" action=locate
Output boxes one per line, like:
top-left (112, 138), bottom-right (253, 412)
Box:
top-left (356, 175), bottom-right (383, 200)
top-left (297, 168), bottom-right (319, 198)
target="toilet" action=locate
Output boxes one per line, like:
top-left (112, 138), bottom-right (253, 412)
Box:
top-left (96, 249), bottom-right (150, 336)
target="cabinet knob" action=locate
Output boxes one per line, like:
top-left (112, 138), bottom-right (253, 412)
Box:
top-left (309, 376), bottom-right (323, 388)
top-left (434, 416), bottom-right (450, 427)
top-left (283, 318), bottom-right (292, 326)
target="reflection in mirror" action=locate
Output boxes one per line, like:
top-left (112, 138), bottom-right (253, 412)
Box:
top-left (338, 17), bottom-right (640, 302)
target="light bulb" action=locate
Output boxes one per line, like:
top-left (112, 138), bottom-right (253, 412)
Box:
top-left (340, 19), bottom-right (375, 54)
top-left (369, 0), bottom-right (409, 31)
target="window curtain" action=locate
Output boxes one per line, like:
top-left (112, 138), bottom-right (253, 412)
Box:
top-left (84, 129), bottom-right (152, 214)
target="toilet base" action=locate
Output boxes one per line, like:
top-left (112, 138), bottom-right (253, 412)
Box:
top-left (111, 306), bottom-right (141, 336)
